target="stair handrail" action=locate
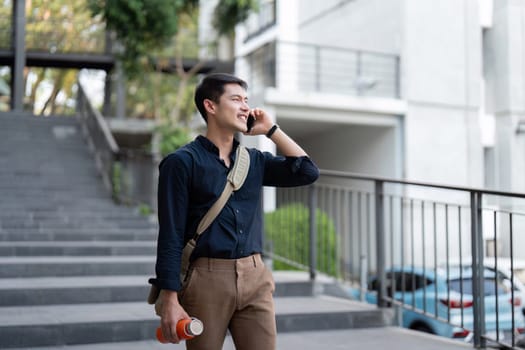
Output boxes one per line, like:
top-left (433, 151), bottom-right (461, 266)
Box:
top-left (76, 82), bottom-right (119, 194)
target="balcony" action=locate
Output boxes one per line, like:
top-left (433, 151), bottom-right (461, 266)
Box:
top-left (246, 40), bottom-right (401, 99)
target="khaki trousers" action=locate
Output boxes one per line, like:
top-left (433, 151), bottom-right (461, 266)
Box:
top-left (179, 254), bottom-right (276, 350)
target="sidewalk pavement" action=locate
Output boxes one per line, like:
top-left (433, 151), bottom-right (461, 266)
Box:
top-left (10, 327), bottom-right (473, 350)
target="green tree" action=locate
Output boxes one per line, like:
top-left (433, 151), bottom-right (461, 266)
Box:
top-left (21, 0), bottom-right (106, 115)
top-left (87, 0), bottom-right (198, 78)
top-left (89, 0), bottom-right (258, 155)
top-left (0, 1), bottom-right (12, 48)
top-left (213, 0), bottom-right (258, 36)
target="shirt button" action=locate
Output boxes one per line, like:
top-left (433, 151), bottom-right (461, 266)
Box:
top-left (235, 209), bottom-right (239, 214)
top-left (239, 229), bottom-right (243, 234)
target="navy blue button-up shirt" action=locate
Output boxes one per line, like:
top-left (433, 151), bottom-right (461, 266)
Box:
top-left (151, 135), bottom-right (319, 291)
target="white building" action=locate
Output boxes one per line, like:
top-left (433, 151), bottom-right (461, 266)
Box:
top-left (199, 0), bottom-right (525, 260)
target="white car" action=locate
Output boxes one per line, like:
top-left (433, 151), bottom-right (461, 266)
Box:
top-left (483, 257), bottom-right (525, 317)
top-left (443, 257), bottom-right (525, 317)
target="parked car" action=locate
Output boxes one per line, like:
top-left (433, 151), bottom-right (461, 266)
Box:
top-left (350, 266), bottom-right (525, 343)
top-left (484, 257), bottom-right (525, 317)
top-left (448, 257), bottom-right (525, 317)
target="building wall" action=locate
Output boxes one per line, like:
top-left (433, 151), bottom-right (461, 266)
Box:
top-left (483, 0), bottom-right (525, 258)
top-left (402, 0), bottom-right (483, 187)
top-left (297, 0), bottom-right (402, 55)
top-left (303, 124), bottom-right (400, 177)
top-left (484, 0), bottom-right (525, 192)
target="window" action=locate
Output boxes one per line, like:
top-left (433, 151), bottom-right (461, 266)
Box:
top-left (448, 277), bottom-right (509, 296)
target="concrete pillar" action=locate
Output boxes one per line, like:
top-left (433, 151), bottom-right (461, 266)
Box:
top-left (102, 31), bottom-right (113, 117)
top-left (115, 61), bottom-right (126, 119)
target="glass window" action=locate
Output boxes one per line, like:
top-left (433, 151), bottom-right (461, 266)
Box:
top-left (448, 278), bottom-right (508, 296)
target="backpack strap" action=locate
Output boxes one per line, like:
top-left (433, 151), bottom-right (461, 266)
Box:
top-left (179, 146), bottom-right (250, 282)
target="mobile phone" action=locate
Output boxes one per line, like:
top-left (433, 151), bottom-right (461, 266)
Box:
top-left (246, 114), bottom-right (255, 132)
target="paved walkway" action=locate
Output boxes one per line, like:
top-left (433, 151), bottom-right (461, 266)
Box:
top-left (10, 327), bottom-right (473, 350)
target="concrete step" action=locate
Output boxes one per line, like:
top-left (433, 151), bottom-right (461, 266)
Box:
top-left (0, 210), bottom-right (152, 221)
top-left (0, 220), bottom-right (155, 230)
top-left (0, 189), bottom-right (111, 198)
top-left (0, 206), bottom-right (152, 217)
top-left (0, 220), bottom-right (150, 229)
top-left (0, 276), bottom-right (151, 306)
top-left (0, 273), bottom-right (342, 306)
top-left (0, 256), bottom-right (156, 277)
top-left (0, 241), bottom-right (156, 256)
top-left (0, 297), bottom-right (390, 348)
top-left (0, 230), bottom-right (156, 242)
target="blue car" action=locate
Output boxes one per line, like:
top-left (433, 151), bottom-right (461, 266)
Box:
top-left (351, 266), bottom-right (525, 343)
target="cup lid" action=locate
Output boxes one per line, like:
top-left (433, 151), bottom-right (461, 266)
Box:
top-left (189, 319), bottom-right (204, 335)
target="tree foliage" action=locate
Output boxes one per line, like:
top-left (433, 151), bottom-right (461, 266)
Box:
top-left (18, 0), bottom-right (106, 115)
top-left (88, 0), bottom-right (257, 77)
top-left (213, 0), bottom-right (258, 36)
top-left (87, 0), bottom-right (258, 155)
top-left (26, 0), bottom-right (105, 53)
top-left (87, 0), bottom-right (198, 77)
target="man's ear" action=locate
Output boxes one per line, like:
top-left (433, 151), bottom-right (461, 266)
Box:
top-left (203, 99), bottom-right (216, 118)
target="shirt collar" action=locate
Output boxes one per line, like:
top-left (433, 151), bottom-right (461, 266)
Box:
top-left (196, 135), bottom-right (240, 158)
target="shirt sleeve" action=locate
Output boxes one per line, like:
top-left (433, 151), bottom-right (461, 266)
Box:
top-left (262, 153), bottom-right (320, 187)
top-left (149, 152), bottom-right (191, 292)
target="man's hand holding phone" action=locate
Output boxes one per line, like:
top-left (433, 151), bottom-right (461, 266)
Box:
top-left (244, 108), bottom-right (273, 135)
top-left (246, 113), bottom-right (255, 133)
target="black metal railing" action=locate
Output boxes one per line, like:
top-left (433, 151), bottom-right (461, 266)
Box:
top-left (266, 171), bottom-right (525, 349)
top-left (247, 41), bottom-right (400, 99)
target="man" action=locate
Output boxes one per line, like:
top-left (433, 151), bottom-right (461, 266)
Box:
top-left (149, 73), bottom-right (319, 350)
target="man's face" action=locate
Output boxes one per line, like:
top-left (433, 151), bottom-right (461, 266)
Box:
top-left (211, 83), bottom-right (250, 132)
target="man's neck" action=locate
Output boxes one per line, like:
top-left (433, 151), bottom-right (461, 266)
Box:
top-left (205, 131), bottom-right (234, 166)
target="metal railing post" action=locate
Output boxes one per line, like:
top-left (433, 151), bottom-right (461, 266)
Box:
top-left (470, 191), bottom-right (486, 348)
top-left (375, 180), bottom-right (387, 307)
top-left (309, 185), bottom-right (317, 281)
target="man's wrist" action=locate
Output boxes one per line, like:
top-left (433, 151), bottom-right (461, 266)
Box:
top-left (160, 289), bottom-right (179, 299)
top-left (266, 124), bottom-right (279, 138)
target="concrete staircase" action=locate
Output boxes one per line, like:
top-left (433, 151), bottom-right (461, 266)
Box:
top-left (0, 112), bottom-right (392, 349)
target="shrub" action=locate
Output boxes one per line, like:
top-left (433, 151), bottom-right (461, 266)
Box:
top-left (264, 203), bottom-right (338, 277)
top-left (157, 125), bottom-right (192, 157)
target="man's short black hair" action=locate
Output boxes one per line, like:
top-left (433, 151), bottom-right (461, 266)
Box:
top-left (194, 73), bottom-right (248, 122)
